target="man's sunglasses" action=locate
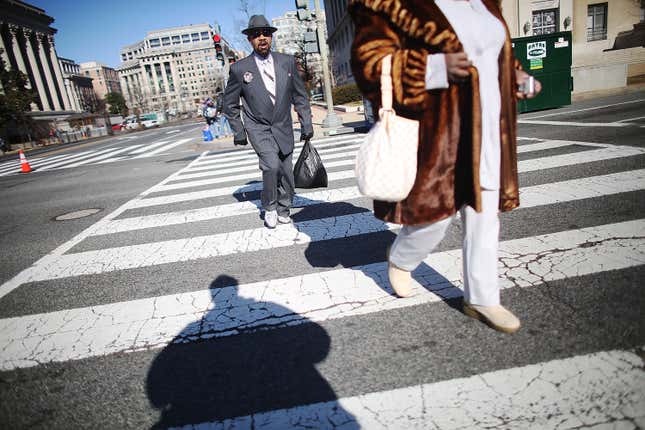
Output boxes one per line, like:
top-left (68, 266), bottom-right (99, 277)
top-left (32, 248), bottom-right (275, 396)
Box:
top-left (250, 29), bottom-right (273, 38)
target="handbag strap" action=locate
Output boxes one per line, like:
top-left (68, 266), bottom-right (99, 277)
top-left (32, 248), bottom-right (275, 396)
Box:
top-left (380, 54), bottom-right (393, 111)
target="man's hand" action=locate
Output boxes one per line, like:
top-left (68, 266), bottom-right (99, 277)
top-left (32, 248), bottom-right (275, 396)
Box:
top-left (445, 52), bottom-right (472, 82)
top-left (300, 131), bottom-right (313, 141)
top-left (234, 138), bottom-right (248, 146)
top-left (516, 69), bottom-right (542, 99)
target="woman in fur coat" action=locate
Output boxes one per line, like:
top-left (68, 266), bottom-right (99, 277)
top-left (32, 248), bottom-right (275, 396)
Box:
top-left (350, 0), bottom-right (541, 333)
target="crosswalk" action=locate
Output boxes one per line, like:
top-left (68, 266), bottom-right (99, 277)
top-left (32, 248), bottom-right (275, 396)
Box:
top-left (0, 132), bottom-right (643, 429)
top-left (0, 137), bottom-right (192, 176)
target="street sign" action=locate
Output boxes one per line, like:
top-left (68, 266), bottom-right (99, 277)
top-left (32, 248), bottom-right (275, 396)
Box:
top-left (305, 41), bottom-right (319, 53)
top-left (297, 9), bottom-right (311, 20)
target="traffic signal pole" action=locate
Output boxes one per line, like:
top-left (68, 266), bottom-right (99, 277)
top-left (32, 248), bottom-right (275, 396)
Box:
top-left (313, 0), bottom-right (341, 129)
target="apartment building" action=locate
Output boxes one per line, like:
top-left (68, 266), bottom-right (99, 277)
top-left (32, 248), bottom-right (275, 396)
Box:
top-left (79, 61), bottom-right (121, 100)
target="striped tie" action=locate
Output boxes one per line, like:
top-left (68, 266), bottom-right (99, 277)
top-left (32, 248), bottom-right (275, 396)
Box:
top-left (262, 62), bottom-right (276, 104)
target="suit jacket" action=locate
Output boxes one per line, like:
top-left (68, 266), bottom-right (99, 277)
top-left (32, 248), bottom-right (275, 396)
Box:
top-left (223, 52), bottom-right (313, 155)
top-left (349, 0), bottom-right (520, 226)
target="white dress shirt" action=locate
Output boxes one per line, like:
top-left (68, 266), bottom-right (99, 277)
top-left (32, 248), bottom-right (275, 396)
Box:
top-left (254, 52), bottom-right (276, 103)
top-left (426, 0), bottom-right (506, 190)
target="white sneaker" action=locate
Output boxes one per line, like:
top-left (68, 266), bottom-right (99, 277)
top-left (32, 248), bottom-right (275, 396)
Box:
top-left (277, 214), bottom-right (291, 224)
top-left (264, 210), bottom-right (278, 228)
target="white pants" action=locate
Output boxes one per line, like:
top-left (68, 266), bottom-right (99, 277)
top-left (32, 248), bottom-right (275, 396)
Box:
top-left (389, 190), bottom-right (500, 306)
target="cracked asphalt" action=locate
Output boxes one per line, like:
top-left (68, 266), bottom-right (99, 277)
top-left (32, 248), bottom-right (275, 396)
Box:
top-left (0, 92), bottom-right (644, 429)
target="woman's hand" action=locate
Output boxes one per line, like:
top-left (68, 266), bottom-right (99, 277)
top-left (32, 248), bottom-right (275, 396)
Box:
top-left (516, 69), bottom-right (542, 99)
top-left (445, 52), bottom-right (472, 82)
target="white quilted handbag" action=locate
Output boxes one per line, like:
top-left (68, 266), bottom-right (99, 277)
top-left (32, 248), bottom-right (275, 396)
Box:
top-left (355, 54), bottom-right (419, 202)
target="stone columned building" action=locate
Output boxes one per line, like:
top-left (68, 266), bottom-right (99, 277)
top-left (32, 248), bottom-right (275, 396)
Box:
top-left (0, 0), bottom-right (73, 114)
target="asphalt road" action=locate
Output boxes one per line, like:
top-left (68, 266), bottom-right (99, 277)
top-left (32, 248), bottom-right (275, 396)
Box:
top-left (0, 92), bottom-right (643, 429)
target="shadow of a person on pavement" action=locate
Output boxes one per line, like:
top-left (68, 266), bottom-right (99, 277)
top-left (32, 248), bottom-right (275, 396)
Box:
top-left (295, 202), bottom-right (464, 310)
top-left (146, 275), bottom-right (356, 429)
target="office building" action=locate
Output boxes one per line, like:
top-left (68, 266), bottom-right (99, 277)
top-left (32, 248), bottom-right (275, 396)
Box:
top-left (117, 23), bottom-right (234, 114)
top-left (0, 0), bottom-right (73, 114)
top-left (272, 10), bottom-right (327, 91)
top-left (58, 57), bottom-right (98, 113)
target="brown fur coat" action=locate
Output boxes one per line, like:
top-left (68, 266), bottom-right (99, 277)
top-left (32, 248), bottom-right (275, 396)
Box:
top-left (349, 0), bottom-right (520, 225)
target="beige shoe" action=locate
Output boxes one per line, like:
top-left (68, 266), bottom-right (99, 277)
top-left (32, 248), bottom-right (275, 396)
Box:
top-left (463, 302), bottom-right (521, 333)
top-left (388, 263), bottom-right (414, 298)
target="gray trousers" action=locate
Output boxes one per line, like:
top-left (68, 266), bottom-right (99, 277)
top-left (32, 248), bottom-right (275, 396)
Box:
top-left (389, 190), bottom-right (501, 306)
top-left (256, 139), bottom-right (294, 216)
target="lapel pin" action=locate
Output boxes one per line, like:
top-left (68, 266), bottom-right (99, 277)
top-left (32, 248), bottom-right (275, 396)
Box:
top-left (243, 71), bottom-right (254, 83)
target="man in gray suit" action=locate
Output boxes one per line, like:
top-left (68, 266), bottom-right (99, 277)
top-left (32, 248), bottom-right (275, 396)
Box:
top-left (223, 15), bottom-right (313, 229)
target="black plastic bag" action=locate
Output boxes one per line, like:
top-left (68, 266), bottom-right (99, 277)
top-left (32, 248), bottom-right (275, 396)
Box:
top-left (293, 139), bottom-right (328, 188)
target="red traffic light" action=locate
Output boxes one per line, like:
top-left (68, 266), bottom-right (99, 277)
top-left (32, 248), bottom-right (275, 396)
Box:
top-left (212, 34), bottom-right (221, 43)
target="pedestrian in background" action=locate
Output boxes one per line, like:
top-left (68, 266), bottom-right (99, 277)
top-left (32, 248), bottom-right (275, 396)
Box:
top-left (215, 89), bottom-right (233, 137)
top-left (223, 15), bottom-right (313, 229)
top-left (203, 98), bottom-right (219, 138)
top-left (350, 0), bottom-right (541, 333)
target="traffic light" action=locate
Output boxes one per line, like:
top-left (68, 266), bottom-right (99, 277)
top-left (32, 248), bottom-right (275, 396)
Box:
top-left (212, 33), bottom-right (225, 66)
top-left (295, 0), bottom-right (310, 21)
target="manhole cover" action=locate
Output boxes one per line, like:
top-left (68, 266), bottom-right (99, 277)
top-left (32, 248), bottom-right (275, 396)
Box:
top-left (54, 208), bottom-right (102, 221)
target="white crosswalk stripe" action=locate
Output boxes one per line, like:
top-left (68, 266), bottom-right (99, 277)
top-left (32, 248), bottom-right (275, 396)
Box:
top-left (0, 137), bottom-right (193, 175)
top-left (0, 133), bottom-right (643, 428)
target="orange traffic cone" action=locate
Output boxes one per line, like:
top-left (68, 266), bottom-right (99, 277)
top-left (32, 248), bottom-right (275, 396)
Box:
top-left (19, 150), bottom-right (32, 173)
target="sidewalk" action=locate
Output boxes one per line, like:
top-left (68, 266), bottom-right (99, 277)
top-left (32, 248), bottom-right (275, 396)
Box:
top-left (306, 104), bottom-right (369, 138)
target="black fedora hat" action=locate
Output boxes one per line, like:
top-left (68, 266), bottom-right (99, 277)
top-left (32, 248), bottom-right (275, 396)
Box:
top-left (242, 15), bottom-right (278, 35)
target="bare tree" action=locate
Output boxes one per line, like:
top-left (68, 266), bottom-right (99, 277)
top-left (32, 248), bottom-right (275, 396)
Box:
top-left (129, 85), bottom-right (150, 116)
top-left (229, 0), bottom-right (265, 50)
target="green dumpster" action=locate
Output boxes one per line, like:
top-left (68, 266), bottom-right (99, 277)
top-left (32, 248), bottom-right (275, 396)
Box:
top-left (512, 31), bottom-right (573, 113)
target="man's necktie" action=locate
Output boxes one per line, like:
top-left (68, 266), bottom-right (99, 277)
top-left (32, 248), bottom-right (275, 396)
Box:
top-left (262, 61), bottom-right (276, 104)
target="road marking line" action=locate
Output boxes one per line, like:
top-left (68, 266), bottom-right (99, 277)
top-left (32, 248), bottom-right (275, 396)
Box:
top-left (518, 120), bottom-right (629, 127)
top-left (196, 137), bottom-right (363, 165)
top-left (92, 169), bottom-right (645, 236)
top-left (187, 349), bottom-right (645, 430)
top-left (132, 138), bottom-right (192, 158)
top-left (173, 140), bottom-right (600, 182)
top-left (95, 156), bottom-right (127, 164)
top-left (55, 145), bottom-right (144, 168)
top-left (176, 147), bottom-right (362, 181)
top-left (523, 98), bottom-right (645, 119)
top-left (150, 144), bottom-right (645, 193)
top-left (0, 152), bottom-right (211, 300)
top-left (36, 147), bottom-right (124, 172)
top-left (189, 142), bottom-right (363, 173)
top-left (616, 115), bottom-right (645, 123)
top-left (0, 153), bottom-right (84, 173)
top-left (129, 140), bottom-right (170, 155)
top-left (166, 130), bottom-right (181, 134)
top-left (0, 220), bottom-right (642, 370)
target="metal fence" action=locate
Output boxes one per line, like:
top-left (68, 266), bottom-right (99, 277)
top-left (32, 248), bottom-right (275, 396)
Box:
top-left (59, 127), bottom-right (108, 144)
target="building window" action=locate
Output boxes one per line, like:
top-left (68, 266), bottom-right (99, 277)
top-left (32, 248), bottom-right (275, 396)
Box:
top-left (587, 3), bottom-right (608, 41)
top-left (200, 31), bottom-right (209, 40)
top-left (172, 35), bottom-right (181, 45)
top-left (182, 34), bottom-right (190, 43)
top-left (162, 37), bottom-right (171, 46)
top-left (532, 8), bottom-right (558, 35)
top-left (191, 33), bottom-right (200, 41)
top-left (149, 38), bottom-right (161, 48)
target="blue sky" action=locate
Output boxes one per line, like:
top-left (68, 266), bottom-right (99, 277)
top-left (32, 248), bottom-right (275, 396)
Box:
top-left (28, 0), bottom-right (318, 67)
